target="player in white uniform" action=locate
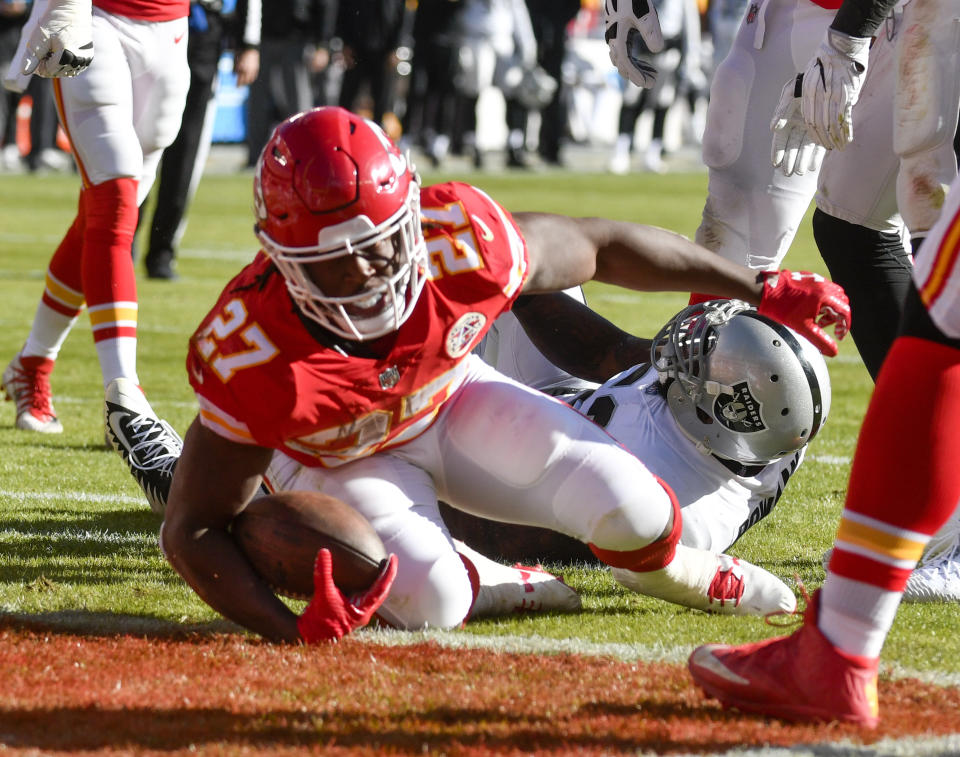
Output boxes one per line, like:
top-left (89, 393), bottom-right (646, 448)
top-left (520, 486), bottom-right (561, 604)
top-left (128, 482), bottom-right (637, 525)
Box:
top-left (604, 0), bottom-right (836, 268)
top-left (2, 0), bottom-right (190, 434)
top-left (778, 0), bottom-right (960, 378)
top-left (464, 295), bottom-right (827, 559)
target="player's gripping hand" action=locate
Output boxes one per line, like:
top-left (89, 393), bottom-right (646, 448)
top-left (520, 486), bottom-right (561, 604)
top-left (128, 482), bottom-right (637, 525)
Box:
top-left (757, 270), bottom-right (850, 357)
top-left (296, 549), bottom-right (398, 643)
top-left (604, 0), bottom-right (663, 88)
top-left (800, 28), bottom-right (870, 151)
top-left (771, 76), bottom-right (826, 177)
top-left (18, 0), bottom-right (94, 78)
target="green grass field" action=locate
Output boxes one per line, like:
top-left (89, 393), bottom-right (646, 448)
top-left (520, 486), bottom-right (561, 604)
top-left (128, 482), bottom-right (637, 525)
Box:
top-left (1, 168), bottom-right (956, 682)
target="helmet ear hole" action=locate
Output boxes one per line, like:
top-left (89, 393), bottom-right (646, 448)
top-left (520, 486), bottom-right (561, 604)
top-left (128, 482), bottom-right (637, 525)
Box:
top-left (695, 406), bottom-right (713, 425)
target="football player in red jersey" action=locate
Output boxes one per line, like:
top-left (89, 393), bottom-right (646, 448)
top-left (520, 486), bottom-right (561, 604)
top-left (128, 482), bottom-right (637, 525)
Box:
top-left (3, 0), bottom-right (189, 434)
top-left (108, 106), bottom-right (851, 644)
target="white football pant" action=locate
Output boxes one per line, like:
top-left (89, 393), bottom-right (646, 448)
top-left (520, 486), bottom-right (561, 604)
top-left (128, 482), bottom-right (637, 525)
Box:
top-left (267, 356), bottom-right (674, 630)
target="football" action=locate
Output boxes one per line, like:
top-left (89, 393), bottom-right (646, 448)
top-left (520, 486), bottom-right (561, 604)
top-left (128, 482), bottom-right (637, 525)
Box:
top-left (231, 490), bottom-right (388, 599)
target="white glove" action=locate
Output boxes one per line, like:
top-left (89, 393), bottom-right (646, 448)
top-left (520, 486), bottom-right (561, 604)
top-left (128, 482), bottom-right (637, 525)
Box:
top-left (17, 0), bottom-right (94, 79)
top-left (770, 76), bottom-right (827, 177)
top-left (604, 0), bottom-right (664, 88)
top-left (800, 28), bottom-right (871, 151)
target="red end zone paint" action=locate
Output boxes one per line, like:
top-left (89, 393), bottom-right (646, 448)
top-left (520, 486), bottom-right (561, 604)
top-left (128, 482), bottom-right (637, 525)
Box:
top-left (0, 625), bottom-right (958, 754)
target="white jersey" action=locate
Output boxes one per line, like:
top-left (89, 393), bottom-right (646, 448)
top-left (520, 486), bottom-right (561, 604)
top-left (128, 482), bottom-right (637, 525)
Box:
top-left (570, 364), bottom-right (805, 552)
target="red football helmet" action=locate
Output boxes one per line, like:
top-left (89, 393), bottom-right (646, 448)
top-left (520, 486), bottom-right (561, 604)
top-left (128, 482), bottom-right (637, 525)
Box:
top-left (254, 107), bottom-right (427, 341)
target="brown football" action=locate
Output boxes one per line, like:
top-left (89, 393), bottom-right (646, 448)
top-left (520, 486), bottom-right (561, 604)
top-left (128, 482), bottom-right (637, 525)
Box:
top-left (232, 490), bottom-right (388, 599)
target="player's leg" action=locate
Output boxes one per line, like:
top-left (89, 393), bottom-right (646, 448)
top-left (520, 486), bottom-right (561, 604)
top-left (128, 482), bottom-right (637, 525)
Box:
top-left (52, 10), bottom-right (140, 393)
top-left (145, 18), bottom-right (222, 280)
top-left (694, 0), bottom-right (833, 275)
top-left (265, 451), bottom-right (475, 630)
top-left (814, 16), bottom-right (914, 380)
top-left (266, 446), bottom-right (580, 627)
top-left (414, 357), bottom-right (797, 616)
top-left (70, 12), bottom-right (188, 392)
top-left (689, 173), bottom-right (960, 727)
top-left (3, 11), bottom-right (136, 433)
top-left (2, 193), bottom-right (85, 433)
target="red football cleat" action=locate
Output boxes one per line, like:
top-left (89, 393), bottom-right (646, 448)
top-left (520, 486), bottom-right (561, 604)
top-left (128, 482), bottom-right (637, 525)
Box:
top-left (687, 589), bottom-right (880, 728)
top-left (3, 353), bottom-right (62, 433)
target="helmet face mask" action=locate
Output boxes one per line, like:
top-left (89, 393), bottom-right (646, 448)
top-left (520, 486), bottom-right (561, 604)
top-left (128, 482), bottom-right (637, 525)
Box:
top-left (253, 107), bottom-right (427, 341)
top-left (652, 300), bottom-right (831, 465)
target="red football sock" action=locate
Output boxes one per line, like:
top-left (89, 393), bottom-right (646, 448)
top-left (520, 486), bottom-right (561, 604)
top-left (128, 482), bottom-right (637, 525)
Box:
top-left (81, 177), bottom-right (139, 344)
top-left (44, 193), bottom-right (86, 315)
top-left (829, 336), bottom-right (960, 591)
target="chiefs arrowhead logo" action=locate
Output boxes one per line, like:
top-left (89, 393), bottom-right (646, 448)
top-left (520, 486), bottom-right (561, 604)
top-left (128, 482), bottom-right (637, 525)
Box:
top-left (445, 312), bottom-right (487, 358)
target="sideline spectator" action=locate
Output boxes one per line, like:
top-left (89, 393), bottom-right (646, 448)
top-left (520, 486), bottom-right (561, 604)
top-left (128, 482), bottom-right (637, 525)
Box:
top-left (244, 0), bottom-right (336, 168)
top-left (139, 0), bottom-right (261, 280)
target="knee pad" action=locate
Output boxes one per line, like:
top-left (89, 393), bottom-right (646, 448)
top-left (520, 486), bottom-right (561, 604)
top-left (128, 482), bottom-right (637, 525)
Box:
top-left (701, 63), bottom-right (751, 169)
top-left (588, 478), bottom-right (681, 572)
top-left (378, 546), bottom-right (473, 630)
top-left (897, 151), bottom-right (956, 234)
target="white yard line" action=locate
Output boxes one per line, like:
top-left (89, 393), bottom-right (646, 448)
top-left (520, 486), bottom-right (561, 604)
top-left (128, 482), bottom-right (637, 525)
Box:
top-left (356, 627), bottom-right (960, 687)
top-left (0, 489), bottom-right (144, 506)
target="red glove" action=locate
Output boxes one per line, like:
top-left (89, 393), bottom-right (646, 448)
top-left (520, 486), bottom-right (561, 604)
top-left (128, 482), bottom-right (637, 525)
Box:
top-left (756, 270), bottom-right (850, 357)
top-left (296, 549), bottom-right (398, 643)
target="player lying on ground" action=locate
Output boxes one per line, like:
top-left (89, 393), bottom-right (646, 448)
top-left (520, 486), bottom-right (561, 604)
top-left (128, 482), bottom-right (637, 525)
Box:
top-left (463, 292), bottom-right (960, 602)
top-left (443, 294), bottom-right (830, 561)
top-left (106, 106), bottom-right (850, 644)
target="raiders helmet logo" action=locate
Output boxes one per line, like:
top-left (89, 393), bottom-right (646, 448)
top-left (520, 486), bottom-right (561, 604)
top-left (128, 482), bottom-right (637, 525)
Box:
top-left (446, 312), bottom-right (487, 358)
top-left (714, 382), bottom-right (766, 433)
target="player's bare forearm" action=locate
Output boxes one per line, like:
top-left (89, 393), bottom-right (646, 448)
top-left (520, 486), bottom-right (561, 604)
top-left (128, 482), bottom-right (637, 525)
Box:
top-left (515, 214), bottom-right (763, 302)
top-left (163, 418), bottom-right (302, 643)
top-left (512, 293), bottom-right (652, 382)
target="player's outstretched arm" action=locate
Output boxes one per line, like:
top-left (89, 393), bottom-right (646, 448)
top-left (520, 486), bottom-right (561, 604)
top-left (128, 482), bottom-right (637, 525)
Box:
top-left (162, 418), bottom-right (304, 643)
top-left (514, 213), bottom-right (850, 356)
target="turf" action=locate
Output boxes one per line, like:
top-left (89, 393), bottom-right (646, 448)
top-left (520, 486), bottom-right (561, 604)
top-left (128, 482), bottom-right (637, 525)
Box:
top-left (0, 167), bottom-right (957, 689)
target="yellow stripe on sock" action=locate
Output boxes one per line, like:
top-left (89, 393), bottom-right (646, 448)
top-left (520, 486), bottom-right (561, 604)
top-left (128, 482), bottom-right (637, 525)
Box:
top-left (835, 517), bottom-right (927, 563)
top-left (88, 306), bottom-right (139, 327)
top-left (45, 273), bottom-right (85, 309)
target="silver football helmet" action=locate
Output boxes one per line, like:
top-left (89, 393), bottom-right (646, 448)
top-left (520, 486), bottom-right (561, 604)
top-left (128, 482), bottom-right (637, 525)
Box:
top-left (651, 299), bottom-right (831, 465)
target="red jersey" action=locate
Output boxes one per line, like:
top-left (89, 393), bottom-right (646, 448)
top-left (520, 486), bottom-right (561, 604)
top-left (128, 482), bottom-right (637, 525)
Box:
top-left (187, 182), bottom-right (529, 468)
top-left (94, 0), bottom-right (189, 22)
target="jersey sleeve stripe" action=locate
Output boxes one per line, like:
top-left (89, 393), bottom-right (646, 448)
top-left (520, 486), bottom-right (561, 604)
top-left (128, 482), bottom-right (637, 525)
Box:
top-left (197, 396), bottom-right (256, 444)
top-left (918, 203), bottom-right (960, 308)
